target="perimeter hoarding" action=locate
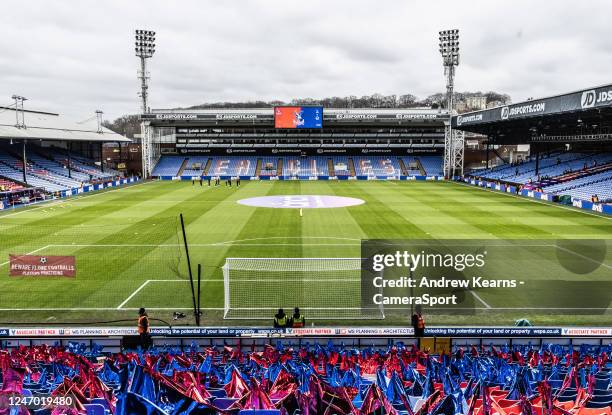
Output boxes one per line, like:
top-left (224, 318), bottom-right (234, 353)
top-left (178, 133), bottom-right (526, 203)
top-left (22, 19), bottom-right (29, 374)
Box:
top-left (9, 255), bottom-right (76, 277)
top-left (274, 106), bottom-right (323, 129)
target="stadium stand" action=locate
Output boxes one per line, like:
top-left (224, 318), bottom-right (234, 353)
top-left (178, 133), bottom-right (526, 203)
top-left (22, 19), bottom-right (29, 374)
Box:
top-left (0, 145), bottom-right (120, 192)
top-left (471, 151), bottom-right (612, 202)
top-left (152, 155), bottom-right (445, 179)
top-left (259, 157), bottom-right (280, 177)
top-left (208, 157), bottom-right (257, 177)
top-left (44, 146), bottom-right (120, 179)
top-left (331, 156), bottom-right (351, 177)
top-left (418, 155), bottom-right (444, 176)
top-left (151, 155), bottom-right (185, 177)
top-left (546, 170), bottom-right (612, 202)
top-left (1, 343), bottom-right (610, 414)
top-left (354, 156), bottom-right (401, 177)
top-left (0, 177), bottom-right (22, 191)
top-left (401, 156), bottom-right (423, 175)
top-left (182, 156), bottom-right (210, 176)
top-left (476, 152), bottom-right (612, 184)
top-left (283, 157), bottom-right (328, 177)
top-left (0, 153), bottom-right (67, 192)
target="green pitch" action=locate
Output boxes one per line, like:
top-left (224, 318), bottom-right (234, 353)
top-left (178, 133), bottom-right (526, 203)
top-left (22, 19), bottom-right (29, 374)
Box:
top-left (0, 179), bottom-right (610, 326)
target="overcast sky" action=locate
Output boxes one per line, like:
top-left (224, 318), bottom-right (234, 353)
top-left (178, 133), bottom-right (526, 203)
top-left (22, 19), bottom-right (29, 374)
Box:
top-left (2, 0), bottom-right (611, 121)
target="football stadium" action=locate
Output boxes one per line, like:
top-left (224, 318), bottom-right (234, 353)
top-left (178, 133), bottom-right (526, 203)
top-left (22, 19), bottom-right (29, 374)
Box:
top-left (1, 2), bottom-right (612, 414)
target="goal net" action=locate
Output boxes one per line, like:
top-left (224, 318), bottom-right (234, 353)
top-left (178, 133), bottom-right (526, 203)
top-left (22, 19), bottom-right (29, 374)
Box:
top-left (223, 257), bottom-right (384, 320)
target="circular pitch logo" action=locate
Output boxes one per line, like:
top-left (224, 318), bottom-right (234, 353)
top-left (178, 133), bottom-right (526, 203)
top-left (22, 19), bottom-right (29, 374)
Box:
top-left (237, 195), bottom-right (365, 209)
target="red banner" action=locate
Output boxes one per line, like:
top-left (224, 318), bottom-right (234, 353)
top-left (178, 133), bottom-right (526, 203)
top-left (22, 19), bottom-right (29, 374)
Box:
top-left (9, 255), bottom-right (76, 277)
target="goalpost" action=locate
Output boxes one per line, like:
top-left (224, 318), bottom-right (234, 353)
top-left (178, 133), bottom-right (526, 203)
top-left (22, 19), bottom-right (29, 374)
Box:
top-left (223, 258), bottom-right (385, 320)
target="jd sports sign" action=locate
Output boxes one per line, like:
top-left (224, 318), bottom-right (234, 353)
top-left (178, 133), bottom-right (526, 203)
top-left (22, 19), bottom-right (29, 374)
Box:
top-left (581, 89), bottom-right (612, 109)
top-left (452, 83), bottom-right (612, 128)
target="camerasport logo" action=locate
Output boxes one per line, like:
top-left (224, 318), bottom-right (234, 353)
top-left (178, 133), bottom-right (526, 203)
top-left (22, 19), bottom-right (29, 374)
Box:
top-left (581, 89), bottom-right (612, 109)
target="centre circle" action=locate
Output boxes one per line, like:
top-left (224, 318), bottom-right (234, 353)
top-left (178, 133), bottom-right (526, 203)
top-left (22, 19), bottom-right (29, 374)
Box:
top-left (237, 195), bottom-right (365, 209)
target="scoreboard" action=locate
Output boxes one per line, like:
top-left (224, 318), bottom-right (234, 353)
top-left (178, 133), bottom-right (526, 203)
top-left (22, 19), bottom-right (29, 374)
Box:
top-left (274, 106), bottom-right (323, 129)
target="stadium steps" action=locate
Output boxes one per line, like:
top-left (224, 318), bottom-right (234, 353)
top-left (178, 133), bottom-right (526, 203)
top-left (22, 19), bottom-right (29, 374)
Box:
top-left (254, 159), bottom-right (262, 176)
top-left (493, 148), bottom-right (509, 164)
top-left (398, 158), bottom-right (408, 175)
top-left (415, 158), bottom-right (426, 175)
top-left (203, 158), bottom-right (212, 175)
top-left (348, 158), bottom-right (356, 176)
top-left (277, 158), bottom-right (283, 176)
top-left (176, 158), bottom-right (189, 176)
top-left (327, 158), bottom-right (335, 176)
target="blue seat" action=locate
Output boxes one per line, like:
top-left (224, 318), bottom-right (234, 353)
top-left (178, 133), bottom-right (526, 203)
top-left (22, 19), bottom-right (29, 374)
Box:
top-left (91, 398), bottom-right (110, 411)
top-left (586, 399), bottom-right (612, 409)
top-left (209, 388), bottom-right (227, 398)
top-left (212, 398), bottom-right (237, 410)
top-left (84, 403), bottom-right (106, 415)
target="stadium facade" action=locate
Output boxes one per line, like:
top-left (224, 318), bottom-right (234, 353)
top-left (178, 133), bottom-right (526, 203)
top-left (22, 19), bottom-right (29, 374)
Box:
top-left (142, 107), bottom-right (449, 179)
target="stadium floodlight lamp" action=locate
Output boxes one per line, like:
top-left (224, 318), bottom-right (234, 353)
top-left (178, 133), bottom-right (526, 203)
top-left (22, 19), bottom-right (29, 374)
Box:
top-left (439, 29), bottom-right (460, 66)
top-left (135, 29), bottom-right (156, 58)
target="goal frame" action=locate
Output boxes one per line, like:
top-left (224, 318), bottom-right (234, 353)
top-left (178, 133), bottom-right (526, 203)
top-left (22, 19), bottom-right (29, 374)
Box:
top-left (222, 257), bottom-right (385, 320)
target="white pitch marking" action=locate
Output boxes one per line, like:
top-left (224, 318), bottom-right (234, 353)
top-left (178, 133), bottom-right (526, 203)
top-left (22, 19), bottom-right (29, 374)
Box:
top-left (116, 280), bottom-right (151, 310)
top-left (0, 245), bottom-right (51, 267)
top-left (556, 245), bottom-right (612, 270)
top-left (0, 180), bottom-right (155, 219)
top-left (452, 180), bottom-right (612, 220)
top-left (469, 290), bottom-right (492, 309)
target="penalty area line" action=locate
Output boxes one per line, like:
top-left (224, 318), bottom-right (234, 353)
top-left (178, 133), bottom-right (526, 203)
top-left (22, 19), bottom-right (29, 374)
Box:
top-left (0, 245), bottom-right (51, 267)
top-left (468, 290), bottom-right (492, 309)
top-left (117, 280), bottom-right (151, 310)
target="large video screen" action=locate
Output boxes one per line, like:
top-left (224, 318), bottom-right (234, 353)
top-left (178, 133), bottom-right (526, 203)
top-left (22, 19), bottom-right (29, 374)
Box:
top-left (274, 106), bottom-right (323, 129)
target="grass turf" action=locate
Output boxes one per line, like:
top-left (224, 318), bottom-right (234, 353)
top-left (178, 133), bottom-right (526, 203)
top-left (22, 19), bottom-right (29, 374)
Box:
top-left (0, 179), bottom-right (610, 327)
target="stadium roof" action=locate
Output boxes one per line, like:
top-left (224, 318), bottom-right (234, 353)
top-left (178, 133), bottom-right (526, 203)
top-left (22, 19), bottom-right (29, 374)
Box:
top-left (452, 83), bottom-right (612, 144)
top-left (0, 107), bottom-right (130, 142)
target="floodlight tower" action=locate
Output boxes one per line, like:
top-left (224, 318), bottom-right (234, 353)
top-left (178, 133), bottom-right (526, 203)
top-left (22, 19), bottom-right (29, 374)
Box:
top-left (11, 95), bottom-right (27, 128)
top-left (439, 29), bottom-right (464, 178)
top-left (135, 30), bottom-right (155, 113)
top-left (135, 29), bottom-right (156, 177)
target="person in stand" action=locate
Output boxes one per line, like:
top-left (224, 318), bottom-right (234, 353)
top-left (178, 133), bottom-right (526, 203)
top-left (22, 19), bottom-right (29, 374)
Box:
top-left (137, 307), bottom-right (151, 350)
top-left (411, 306), bottom-right (425, 337)
top-left (273, 308), bottom-right (288, 328)
top-left (290, 307), bottom-right (305, 328)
